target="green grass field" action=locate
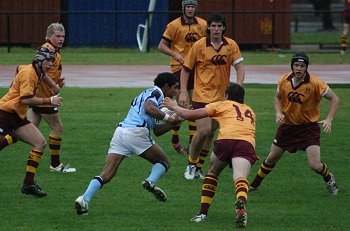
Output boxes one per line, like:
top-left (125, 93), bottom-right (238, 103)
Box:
top-left (0, 86), bottom-right (349, 231)
top-left (0, 47), bottom-right (349, 65)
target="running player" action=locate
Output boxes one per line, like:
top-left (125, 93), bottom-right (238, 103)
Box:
top-left (0, 23), bottom-right (75, 173)
top-left (75, 72), bottom-right (182, 215)
top-left (0, 47), bottom-right (63, 197)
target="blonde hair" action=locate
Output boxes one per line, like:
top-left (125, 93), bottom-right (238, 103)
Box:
top-left (46, 23), bottom-right (65, 39)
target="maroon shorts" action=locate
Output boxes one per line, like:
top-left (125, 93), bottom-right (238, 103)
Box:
top-left (30, 106), bottom-right (58, 114)
top-left (173, 69), bottom-right (194, 91)
top-left (213, 139), bottom-right (259, 166)
top-left (344, 11), bottom-right (350, 24)
top-left (0, 109), bottom-right (31, 135)
top-left (273, 123), bottom-right (320, 153)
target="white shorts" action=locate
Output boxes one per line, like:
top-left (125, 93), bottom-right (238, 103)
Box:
top-left (108, 126), bottom-right (155, 157)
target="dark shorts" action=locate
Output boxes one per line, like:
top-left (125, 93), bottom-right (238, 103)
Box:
top-left (0, 109), bottom-right (31, 135)
top-left (344, 11), bottom-right (350, 24)
top-left (173, 69), bottom-right (194, 91)
top-left (30, 106), bottom-right (58, 114)
top-left (213, 139), bottom-right (259, 166)
top-left (273, 123), bottom-right (320, 153)
top-left (191, 101), bottom-right (207, 109)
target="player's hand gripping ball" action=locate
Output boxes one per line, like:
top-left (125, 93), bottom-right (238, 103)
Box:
top-left (156, 107), bottom-right (177, 124)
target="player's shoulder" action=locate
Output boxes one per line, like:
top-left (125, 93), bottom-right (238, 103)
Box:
top-left (279, 72), bottom-right (292, 81)
top-left (308, 73), bottom-right (322, 81)
top-left (308, 73), bottom-right (327, 86)
top-left (41, 42), bottom-right (56, 51)
top-left (168, 17), bottom-right (182, 27)
top-left (223, 36), bottom-right (238, 46)
top-left (195, 16), bottom-right (207, 25)
top-left (16, 64), bottom-right (34, 77)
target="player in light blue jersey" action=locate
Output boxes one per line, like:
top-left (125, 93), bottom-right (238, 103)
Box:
top-left (75, 72), bottom-right (181, 215)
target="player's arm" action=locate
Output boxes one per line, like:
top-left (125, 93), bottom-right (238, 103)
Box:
top-left (233, 61), bottom-right (245, 86)
top-left (274, 90), bottom-right (284, 125)
top-left (318, 88), bottom-right (340, 134)
top-left (178, 67), bottom-right (190, 108)
top-left (42, 74), bottom-right (60, 94)
top-left (163, 97), bottom-right (208, 121)
top-left (21, 95), bottom-right (63, 107)
top-left (158, 38), bottom-right (184, 64)
top-left (153, 122), bottom-right (180, 137)
top-left (144, 100), bottom-right (180, 136)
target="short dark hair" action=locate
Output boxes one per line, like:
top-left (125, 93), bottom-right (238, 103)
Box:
top-left (207, 12), bottom-right (226, 35)
top-left (154, 72), bottom-right (178, 88)
top-left (225, 83), bottom-right (245, 103)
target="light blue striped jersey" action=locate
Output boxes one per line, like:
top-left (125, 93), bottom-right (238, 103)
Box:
top-left (119, 86), bottom-right (164, 130)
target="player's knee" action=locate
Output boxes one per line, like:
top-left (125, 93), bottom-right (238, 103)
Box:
top-left (309, 162), bottom-right (322, 172)
top-left (53, 122), bottom-right (63, 134)
top-left (34, 138), bottom-right (47, 150)
top-left (197, 128), bottom-right (212, 138)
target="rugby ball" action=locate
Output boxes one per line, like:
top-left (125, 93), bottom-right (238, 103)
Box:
top-left (156, 107), bottom-right (176, 124)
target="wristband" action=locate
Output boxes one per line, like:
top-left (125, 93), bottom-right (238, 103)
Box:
top-left (50, 96), bottom-right (54, 104)
top-left (43, 98), bottom-right (51, 105)
top-left (162, 113), bottom-right (170, 122)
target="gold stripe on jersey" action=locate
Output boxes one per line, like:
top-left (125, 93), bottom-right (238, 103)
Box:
top-left (0, 64), bottom-right (40, 119)
top-left (162, 16), bottom-right (207, 73)
top-left (205, 100), bottom-right (256, 147)
top-left (278, 72), bottom-right (328, 125)
top-left (184, 36), bottom-right (243, 103)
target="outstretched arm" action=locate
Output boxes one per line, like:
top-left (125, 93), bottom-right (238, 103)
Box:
top-left (162, 97), bottom-right (208, 121)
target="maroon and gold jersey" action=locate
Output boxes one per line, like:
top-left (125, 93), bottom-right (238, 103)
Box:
top-left (277, 72), bottom-right (328, 125)
top-left (162, 16), bottom-right (207, 73)
top-left (205, 100), bottom-right (256, 148)
top-left (183, 36), bottom-right (243, 103)
top-left (0, 64), bottom-right (41, 119)
top-left (36, 42), bottom-right (62, 102)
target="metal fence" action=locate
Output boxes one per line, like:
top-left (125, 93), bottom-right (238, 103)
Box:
top-left (0, 9), bottom-right (345, 52)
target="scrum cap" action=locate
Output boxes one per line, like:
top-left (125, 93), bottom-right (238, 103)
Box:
top-left (34, 46), bottom-right (56, 65)
top-left (291, 51), bottom-right (309, 70)
top-left (182, 0), bottom-right (198, 9)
